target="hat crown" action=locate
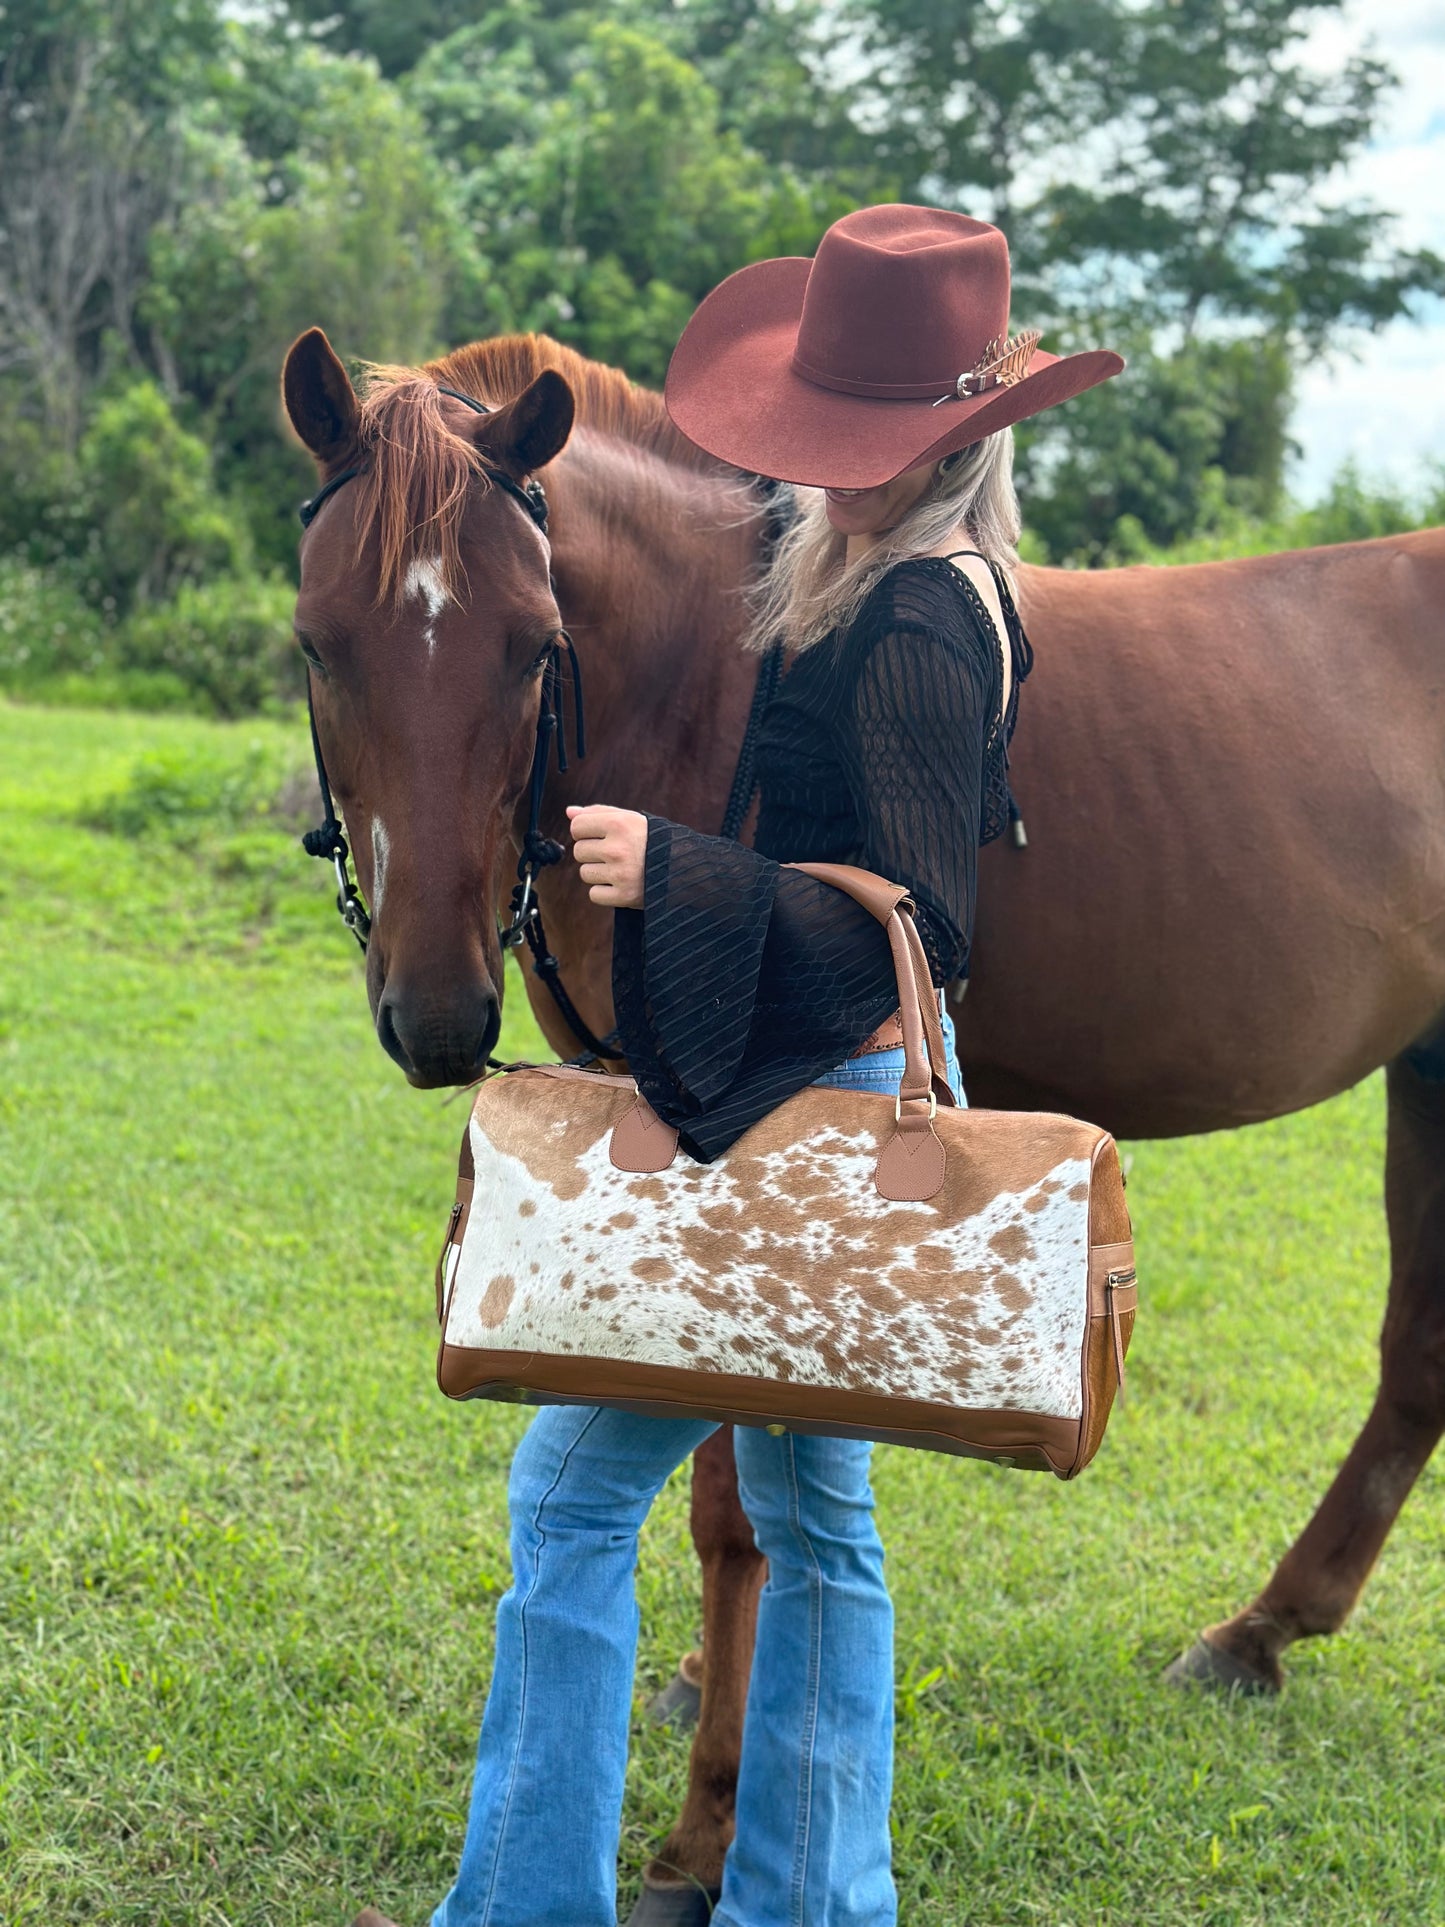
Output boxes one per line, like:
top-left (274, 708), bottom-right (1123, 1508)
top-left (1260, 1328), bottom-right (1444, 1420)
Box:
top-left (792, 206), bottom-right (1012, 401)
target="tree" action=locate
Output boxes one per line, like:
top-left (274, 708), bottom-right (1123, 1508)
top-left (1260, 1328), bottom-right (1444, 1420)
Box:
top-left (142, 24), bottom-right (482, 566)
top-left (844, 0), bottom-right (1443, 346)
top-left (283, 0), bottom-right (515, 78)
top-left (74, 378), bottom-right (247, 610)
top-left (0, 0), bottom-right (220, 444)
top-left (409, 13), bottom-right (853, 384)
top-left (1019, 333), bottom-right (1297, 561)
top-left (2, 0), bottom-right (1439, 606)
top-left (831, 0), bottom-right (1444, 552)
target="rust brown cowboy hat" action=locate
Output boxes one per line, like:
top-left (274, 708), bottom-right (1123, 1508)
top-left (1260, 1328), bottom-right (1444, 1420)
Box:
top-left (665, 204), bottom-right (1124, 489)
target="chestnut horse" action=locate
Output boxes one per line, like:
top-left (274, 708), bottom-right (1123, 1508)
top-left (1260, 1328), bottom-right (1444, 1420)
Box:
top-left (282, 326), bottom-right (1445, 1925)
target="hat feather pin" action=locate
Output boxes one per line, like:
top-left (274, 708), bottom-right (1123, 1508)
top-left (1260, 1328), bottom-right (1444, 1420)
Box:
top-left (938, 329), bottom-right (1042, 403)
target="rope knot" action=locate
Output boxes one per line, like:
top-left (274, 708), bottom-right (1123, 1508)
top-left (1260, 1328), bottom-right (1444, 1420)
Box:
top-left (302, 819), bottom-right (347, 861)
top-left (522, 831), bottom-right (565, 868)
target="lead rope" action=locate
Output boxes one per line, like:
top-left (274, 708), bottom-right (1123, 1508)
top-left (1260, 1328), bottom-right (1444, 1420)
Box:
top-left (435, 388), bottom-right (620, 1064)
top-left (527, 478), bottom-right (790, 1068)
top-left (552, 633), bottom-right (781, 1071)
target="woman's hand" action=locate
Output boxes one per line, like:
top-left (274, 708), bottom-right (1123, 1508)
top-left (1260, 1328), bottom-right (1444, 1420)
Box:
top-left (566, 804), bottom-right (648, 909)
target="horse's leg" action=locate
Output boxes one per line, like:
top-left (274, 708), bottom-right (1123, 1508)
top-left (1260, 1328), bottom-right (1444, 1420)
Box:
top-left (1169, 1031), bottom-right (1445, 1694)
top-left (627, 1427), bottom-right (765, 1927)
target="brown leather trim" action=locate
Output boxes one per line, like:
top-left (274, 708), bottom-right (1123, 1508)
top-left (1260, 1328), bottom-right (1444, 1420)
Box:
top-left (849, 1017), bottom-right (905, 1056)
top-left (1074, 1314), bottom-right (1110, 1476)
top-left (435, 1199), bottom-right (462, 1324)
top-left (435, 1346), bottom-right (1084, 1477)
top-left (1088, 1134), bottom-right (1133, 1245)
top-left (883, 910), bottom-right (934, 1102)
top-left (610, 1094), bottom-right (680, 1172)
top-left (1071, 1137), bottom-right (1136, 1474)
top-left (789, 862), bottom-right (953, 1107)
top-left (874, 1112), bottom-right (947, 1200)
top-left (897, 912), bottom-right (953, 1097)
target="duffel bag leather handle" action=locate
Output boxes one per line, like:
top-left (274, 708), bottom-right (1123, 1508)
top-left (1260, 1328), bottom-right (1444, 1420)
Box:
top-left (872, 906), bottom-right (949, 1200)
top-left (786, 862), bottom-right (956, 1110)
top-left (783, 862), bottom-right (954, 1200)
top-left (609, 863), bottom-right (953, 1198)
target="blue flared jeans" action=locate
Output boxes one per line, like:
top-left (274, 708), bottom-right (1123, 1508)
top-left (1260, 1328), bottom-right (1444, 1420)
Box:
top-left (433, 1018), bottom-right (965, 1927)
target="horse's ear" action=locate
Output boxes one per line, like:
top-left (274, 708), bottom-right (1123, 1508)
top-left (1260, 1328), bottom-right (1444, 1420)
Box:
top-left (487, 368), bottom-right (575, 474)
top-left (282, 328), bottom-right (360, 465)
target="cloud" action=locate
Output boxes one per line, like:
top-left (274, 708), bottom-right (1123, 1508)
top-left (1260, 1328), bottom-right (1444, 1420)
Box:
top-left (1291, 2), bottom-right (1445, 498)
top-left (1292, 300), bottom-right (1445, 496)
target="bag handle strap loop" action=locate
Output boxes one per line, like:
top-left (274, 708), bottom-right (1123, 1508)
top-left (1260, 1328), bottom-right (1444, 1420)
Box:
top-left (785, 861), bottom-right (955, 1108)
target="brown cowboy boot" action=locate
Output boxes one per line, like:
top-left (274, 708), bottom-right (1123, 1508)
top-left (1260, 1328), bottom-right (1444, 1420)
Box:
top-left (350, 1912), bottom-right (404, 1927)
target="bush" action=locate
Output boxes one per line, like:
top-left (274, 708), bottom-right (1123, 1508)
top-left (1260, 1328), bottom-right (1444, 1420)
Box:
top-left (75, 380), bottom-right (252, 613)
top-left (0, 403), bottom-right (83, 568)
top-left (118, 574), bottom-right (304, 719)
top-left (1294, 461), bottom-right (1445, 548)
top-left (1020, 335), bottom-right (1296, 565)
top-left (0, 563), bottom-right (109, 687)
top-left (0, 558), bottom-right (305, 719)
top-left (81, 742), bottom-right (290, 839)
top-left (1093, 462), bottom-right (1445, 567)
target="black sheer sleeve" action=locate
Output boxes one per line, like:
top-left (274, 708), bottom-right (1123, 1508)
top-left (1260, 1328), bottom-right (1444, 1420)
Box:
top-left (609, 592), bottom-right (1002, 1162)
top-left (610, 820), bottom-right (900, 1162)
top-left (837, 604), bottom-right (998, 984)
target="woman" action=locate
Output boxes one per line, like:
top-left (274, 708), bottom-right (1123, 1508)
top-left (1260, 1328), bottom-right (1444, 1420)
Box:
top-left (356, 205), bottom-right (1120, 1927)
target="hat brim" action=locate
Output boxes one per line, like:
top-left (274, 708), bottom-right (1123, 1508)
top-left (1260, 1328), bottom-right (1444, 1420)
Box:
top-left (664, 257), bottom-right (1124, 489)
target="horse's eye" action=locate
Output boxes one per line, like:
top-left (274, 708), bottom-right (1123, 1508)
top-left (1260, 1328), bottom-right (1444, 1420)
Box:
top-left (297, 633), bottom-right (328, 676)
top-left (526, 634), bottom-right (560, 678)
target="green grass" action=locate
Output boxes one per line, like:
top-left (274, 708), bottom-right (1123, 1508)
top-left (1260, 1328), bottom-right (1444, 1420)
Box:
top-left (2, 700), bottom-right (1442, 1926)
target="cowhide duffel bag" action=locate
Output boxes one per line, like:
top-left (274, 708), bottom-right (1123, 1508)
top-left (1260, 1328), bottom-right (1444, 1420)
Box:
top-left (434, 863), bottom-right (1136, 1477)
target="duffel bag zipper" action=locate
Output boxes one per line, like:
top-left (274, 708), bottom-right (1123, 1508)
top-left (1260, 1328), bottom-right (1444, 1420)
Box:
top-left (1105, 1267), bottom-right (1135, 1398)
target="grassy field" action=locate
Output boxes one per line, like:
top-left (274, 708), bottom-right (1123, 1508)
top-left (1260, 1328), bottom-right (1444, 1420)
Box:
top-left (2, 699), bottom-right (1442, 1927)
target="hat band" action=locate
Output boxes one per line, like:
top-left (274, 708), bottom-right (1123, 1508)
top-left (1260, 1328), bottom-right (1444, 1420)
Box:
top-left (791, 327), bottom-right (1042, 405)
top-left (789, 349), bottom-right (967, 402)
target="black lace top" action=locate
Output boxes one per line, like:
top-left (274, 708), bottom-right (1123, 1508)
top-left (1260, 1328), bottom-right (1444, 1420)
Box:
top-left (611, 554), bottom-right (1033, 1161)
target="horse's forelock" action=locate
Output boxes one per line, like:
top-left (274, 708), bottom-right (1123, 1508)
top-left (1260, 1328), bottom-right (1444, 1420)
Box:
top-left (354, 366), bottom-right (488, 606)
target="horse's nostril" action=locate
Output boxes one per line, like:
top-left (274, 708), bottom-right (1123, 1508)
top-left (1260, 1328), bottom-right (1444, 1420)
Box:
top-left (479, 997), bottom-right (502, 1066)
top-left (376, 994), bottom-right (415, 1075)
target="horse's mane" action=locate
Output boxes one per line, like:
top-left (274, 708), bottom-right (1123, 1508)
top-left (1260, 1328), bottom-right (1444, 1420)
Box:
top-left (351, 333), bottom-right (728, 602)
top-left (433, 336), bottom-right (723, 474)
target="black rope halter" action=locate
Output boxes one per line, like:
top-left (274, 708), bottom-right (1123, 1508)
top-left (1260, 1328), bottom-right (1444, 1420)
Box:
top-left (296, 380), bottom-right (609, 1056)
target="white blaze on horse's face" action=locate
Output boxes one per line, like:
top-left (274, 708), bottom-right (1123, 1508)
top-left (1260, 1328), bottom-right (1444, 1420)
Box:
top-left (371, 816), bottom-right (391, 916)
top-left (404, 553), bottom-right (448, 656)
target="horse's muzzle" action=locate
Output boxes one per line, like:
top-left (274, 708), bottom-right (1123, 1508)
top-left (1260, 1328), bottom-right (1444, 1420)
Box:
top-left (376, 981), bottom-right (501, 1088)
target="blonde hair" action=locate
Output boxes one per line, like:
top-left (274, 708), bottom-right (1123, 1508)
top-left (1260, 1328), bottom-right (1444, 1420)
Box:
top-left (742, 429), bottom-right (1020, 656)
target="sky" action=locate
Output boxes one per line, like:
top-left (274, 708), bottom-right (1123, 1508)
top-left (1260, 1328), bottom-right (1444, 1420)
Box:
top-left (1291, 0), bottom-right (1445, 500)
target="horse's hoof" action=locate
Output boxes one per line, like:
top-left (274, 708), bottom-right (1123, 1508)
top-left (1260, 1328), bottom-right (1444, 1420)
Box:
top-left (623, 1879), bottom-right (721, 1926)
top-left (1164, 1633), bottom-right (1279, 1696)
top-left (645, 1665), bottom-right (703, 1729)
